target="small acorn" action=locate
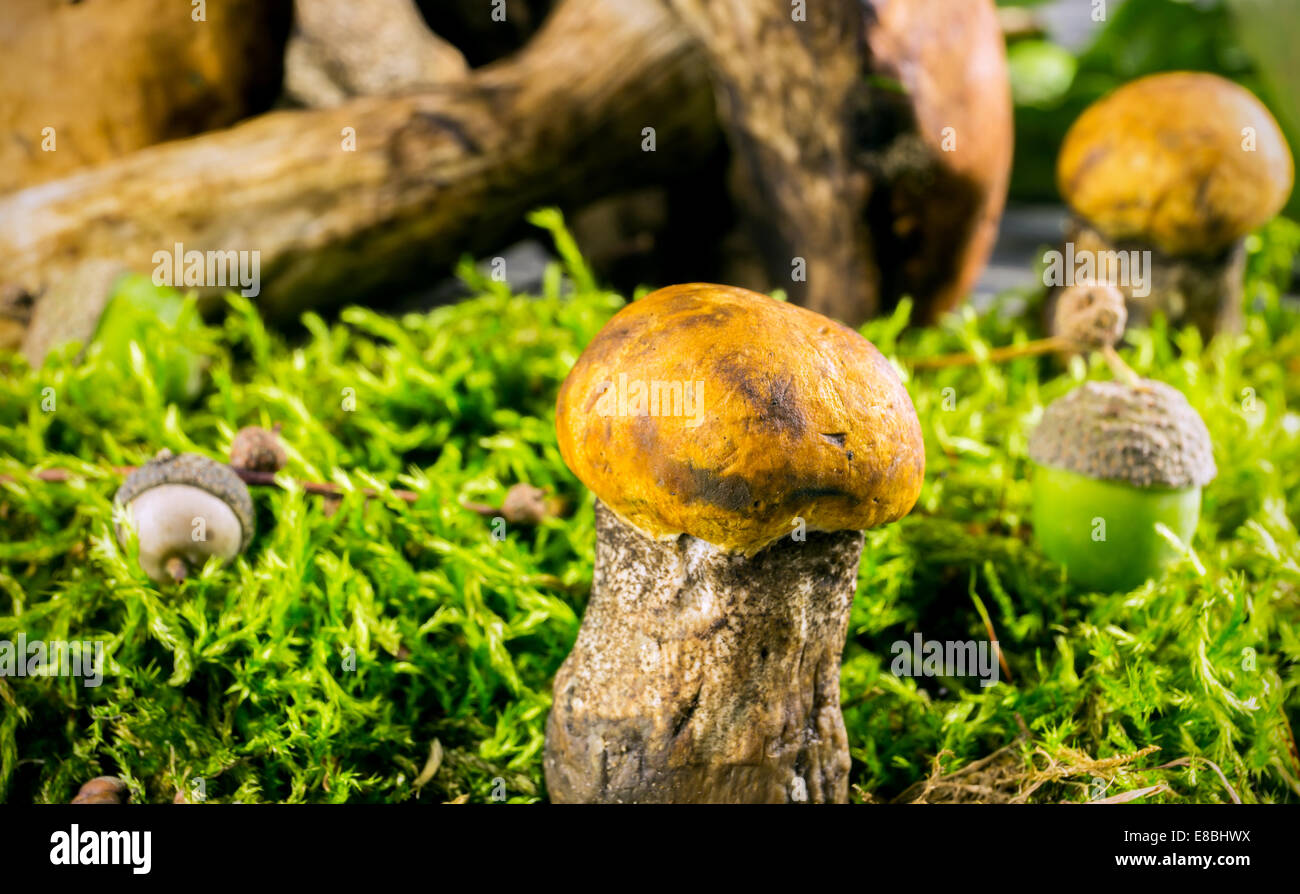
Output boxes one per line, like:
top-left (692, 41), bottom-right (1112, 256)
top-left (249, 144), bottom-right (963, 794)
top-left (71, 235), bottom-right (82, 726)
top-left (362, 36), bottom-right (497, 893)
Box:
top-left (500, 483), bottom-right (565, 525)
top-left (114, 451), bottom-right (255, 583)
top-left (1028, 379), bottom-right (1215, 591)
top-left (1054, 282), bottom-right (1126, 352)
top-left (72, 776), bottom-right (128, 804)
top-left (229, 424), bottom-right (287, 474)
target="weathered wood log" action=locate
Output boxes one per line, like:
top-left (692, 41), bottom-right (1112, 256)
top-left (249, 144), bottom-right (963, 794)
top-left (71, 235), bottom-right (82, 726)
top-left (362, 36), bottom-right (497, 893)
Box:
top-left (665, 0), bottom-right (878, 322)
top-left (668, 0), bottom-right (1012, 323)
top-left (284, 0), bottom-right (469, 108)
top-left (1, 0), bottom-right (1012, 360)
top-left (862, 0), bottom-right (1014, 321)
top-left (2, 0), bottom-right (718, 361)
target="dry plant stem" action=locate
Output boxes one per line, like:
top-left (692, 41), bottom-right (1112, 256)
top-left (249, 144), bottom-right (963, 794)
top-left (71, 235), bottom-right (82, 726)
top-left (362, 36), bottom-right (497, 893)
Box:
top-left (1, 466), bottom-right (421, 504)
top-left (976, 609), bottom-right (1013, 683)
top-left (1087, 783), bottom-right (1173, 804)
top-left (897, 740), bottom-right (1168, 804)
top-left (1154, 757), bottom-right (1241, 804)
top-left (910, 335), bottom-right (1075, 370)
top-left (1102, 344), bottom-right (1142, 387)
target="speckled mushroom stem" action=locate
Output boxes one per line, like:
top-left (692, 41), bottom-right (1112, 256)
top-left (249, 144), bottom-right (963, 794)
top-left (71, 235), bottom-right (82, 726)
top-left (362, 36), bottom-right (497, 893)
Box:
top-left (1053, 219), bottom-right (1246, 338)
top-left (544, 501), bottom-right (863, 804)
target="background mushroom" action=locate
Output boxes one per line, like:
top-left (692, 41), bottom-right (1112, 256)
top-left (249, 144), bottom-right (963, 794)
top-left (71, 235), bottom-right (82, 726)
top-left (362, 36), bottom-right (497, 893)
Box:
top-left (912, 280), bottom-right (1130, 372)
top-left (1055, 71), bottom-right (1294, 336)
top-left (545, 283), bottom-right (925, 803)
top-left (1028, 379), bottom-right (1216, 592)
top-left (114, 452), bottom-right (255, 584)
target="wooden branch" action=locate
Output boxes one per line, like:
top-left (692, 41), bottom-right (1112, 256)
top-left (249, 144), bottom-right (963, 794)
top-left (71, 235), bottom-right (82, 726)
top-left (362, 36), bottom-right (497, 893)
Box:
top-left (862, 0), bottom-right (1013, 323)
top-left (665, 0), bottom-right (878, 321)
top-left (2, 465), bottom-right (422, 505)
top-left (0, 0), bottom-right (1012, 362)
top-left (1, 0), bottom-right (717, 363)
top-left (909, 336), bottom-right (1073, 370)
top-left (664, 0), bottom-right (1013, 325)
top-left (284, 0), bottom-right (469, 108)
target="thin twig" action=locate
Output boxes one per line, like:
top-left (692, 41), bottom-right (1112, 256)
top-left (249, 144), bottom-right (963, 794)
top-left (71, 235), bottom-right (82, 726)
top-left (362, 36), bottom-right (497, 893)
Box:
top-left (1101, 344), bottom-right (1142, 386)
top-left (909, 336), bottom-right (1075, 370)
top-left (2, 465), bottom-right (422, 504)
top-left (982, 611), bottom-right (1013, 684)
top-left (1155, 756), bottom-right (1242, 804)
top-left (1278, 704), bottom-right (1300, 777)
top-left (970, 592), bottom-right (1013, 683)
top-left (1085, 783), bottom-right (1172, 804)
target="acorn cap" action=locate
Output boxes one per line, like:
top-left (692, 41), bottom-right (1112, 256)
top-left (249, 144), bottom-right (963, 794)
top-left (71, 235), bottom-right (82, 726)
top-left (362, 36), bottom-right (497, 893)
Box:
top-left (555, 283), bottom-right (925, 555)
top-left (1057, 72), bottom-right (1294, 256)
top-left (1054, 282), bottom-right (1126, 351)
top-left (71, 776), bottom-right (128, 805)
top-left (1028, 379), bottom-right (1215, 489)
top-left (115, 452), bottom-right (255, 551)
top-left (229, 425), bottom-right (287, 473)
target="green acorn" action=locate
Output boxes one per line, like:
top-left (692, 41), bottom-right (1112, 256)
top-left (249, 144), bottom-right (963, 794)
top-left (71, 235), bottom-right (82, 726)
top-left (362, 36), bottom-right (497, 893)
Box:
top-left (1027, 379), bottom-right (1215, 591)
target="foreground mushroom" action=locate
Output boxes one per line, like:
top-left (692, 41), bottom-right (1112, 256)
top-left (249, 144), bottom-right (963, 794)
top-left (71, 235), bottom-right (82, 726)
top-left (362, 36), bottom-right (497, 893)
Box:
top-left (114, 451), bottom-right (255, 583)
top-left (1028, 380), bottom-right (1216, 592)
top-left (1056, 72), bottom-right (1294, 335)
top-left (545, 283), bottom-right (924, 803)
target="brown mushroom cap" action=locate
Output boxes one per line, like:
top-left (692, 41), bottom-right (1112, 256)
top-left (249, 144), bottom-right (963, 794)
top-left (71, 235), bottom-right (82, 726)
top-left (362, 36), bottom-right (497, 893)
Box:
top-left (555, 283), bottom-right (925, 555)
top-left (1057, 72), bottom-right (1294, 256)
top-left (1028, 379), bottom-right (1216, 489)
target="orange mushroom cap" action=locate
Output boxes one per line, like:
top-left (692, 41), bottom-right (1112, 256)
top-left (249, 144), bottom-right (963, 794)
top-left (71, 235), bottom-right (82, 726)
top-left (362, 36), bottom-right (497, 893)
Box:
top-left (1058, 72), bottom-right (1294, 256)
top-left (556, 283), bottom-right (925, 555)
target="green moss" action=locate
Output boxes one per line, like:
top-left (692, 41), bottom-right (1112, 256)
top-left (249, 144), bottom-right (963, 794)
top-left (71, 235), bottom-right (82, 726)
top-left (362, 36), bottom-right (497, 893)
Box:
top-left (2, 213), bottom-right (1299, 804)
